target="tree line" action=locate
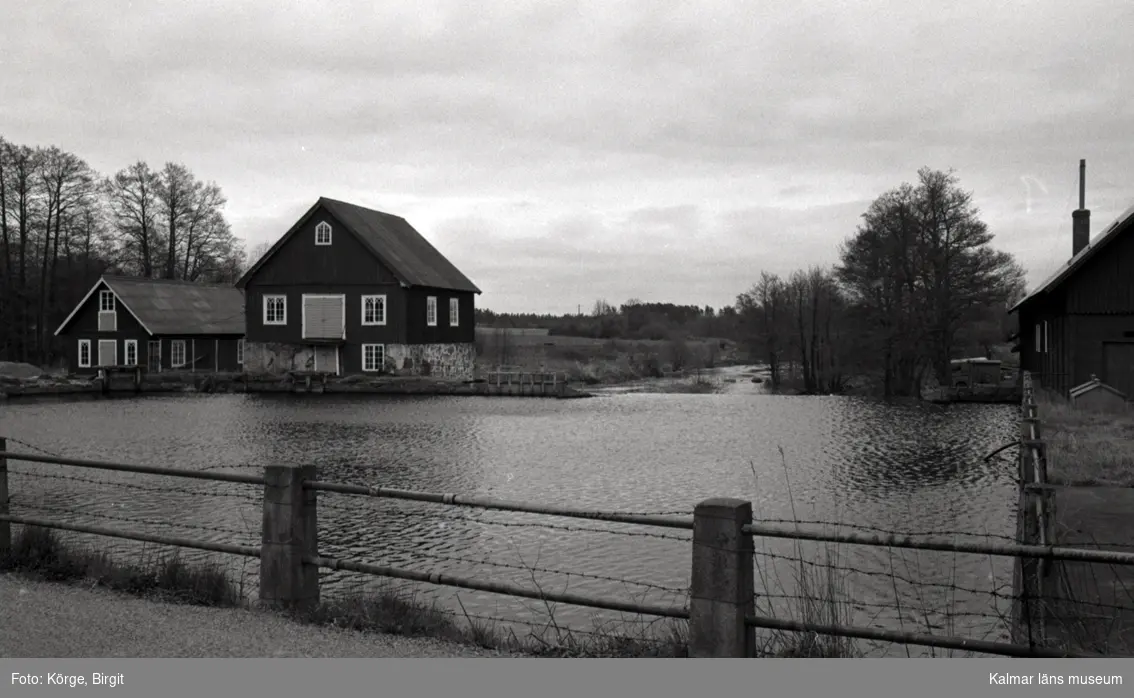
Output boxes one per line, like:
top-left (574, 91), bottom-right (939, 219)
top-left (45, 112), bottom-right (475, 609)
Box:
top-left (479, 169), bottom-right (1027, 397)
top-left (475, 301), bottom-right (742, 342)
top-left (0, 136), bottom-right (245, 365)
top-left (737, 168), bottom-right (1027, 397)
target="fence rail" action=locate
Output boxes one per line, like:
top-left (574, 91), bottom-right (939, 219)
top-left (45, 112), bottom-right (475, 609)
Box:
top-left (1013, 371), bottom-right (1057, 647)
top-left (0, 431), bottom-right (1123, 658)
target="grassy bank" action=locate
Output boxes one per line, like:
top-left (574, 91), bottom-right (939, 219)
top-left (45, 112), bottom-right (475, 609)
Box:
top-left (0, 525), bottom-right (865, 657)
top-left (1034, 390), bottom-right (1134, 486)
top-left (475, 334), bottom-right (744, 386)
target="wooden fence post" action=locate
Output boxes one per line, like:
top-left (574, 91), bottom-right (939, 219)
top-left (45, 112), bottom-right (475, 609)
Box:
top-left (260, 464), bottom-right (319, 610)
top-left (0, 437), bottom-right (9, 560)
top-left (689, 497), bottom-right (755, 657)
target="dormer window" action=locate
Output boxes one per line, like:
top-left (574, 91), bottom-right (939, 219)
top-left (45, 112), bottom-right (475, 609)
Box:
top-left (315, 221), bottom-right (332, 245)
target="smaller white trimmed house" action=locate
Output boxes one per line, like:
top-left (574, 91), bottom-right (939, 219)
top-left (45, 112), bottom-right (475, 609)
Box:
top-left (53, 275), bottom-right (246, 375)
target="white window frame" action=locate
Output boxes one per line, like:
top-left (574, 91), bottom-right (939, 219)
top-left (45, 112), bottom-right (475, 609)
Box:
top-left (124, 339), bottom-right (138, 366)
top-left (449, 297), bottom-right (459, 326)
top-left (315, 221), bottom-right (332, 246)
top-left (78, 339), bottom-right (91, 368)
top-left (99, 290), bottom-right (115, 312)
top-left (171, 339), bottom-right (187, 368)
top-left (426, 296), bottom-right (437, 327)
top-left (362, 294), bottom-right (387, 326)
top-left (362, 343), bottom-right (385, 372)
top-left (237, 339), bottom-right (245, 365)
top-left (264, 295), bottom-right (287, 325)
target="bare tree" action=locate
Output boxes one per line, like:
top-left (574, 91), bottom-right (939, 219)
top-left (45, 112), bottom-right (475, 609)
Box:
top-left (105, 161), bottom-right (161, 277)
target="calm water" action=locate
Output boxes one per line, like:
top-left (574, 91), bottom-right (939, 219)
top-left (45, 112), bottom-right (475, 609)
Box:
top-left (0, 366), bottom-right (1021, 656)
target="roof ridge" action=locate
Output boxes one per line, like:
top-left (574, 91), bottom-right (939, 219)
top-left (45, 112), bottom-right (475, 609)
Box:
top-left (103, 274), bottom-right (240, 290)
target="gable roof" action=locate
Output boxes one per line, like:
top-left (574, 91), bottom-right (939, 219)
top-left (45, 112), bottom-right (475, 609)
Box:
top-left (236, 197), bottom-right (482, 294)
top-left (1010, 202), bottom-right (1134, 313)
top-left (54, 276), bottom-right (245, 337)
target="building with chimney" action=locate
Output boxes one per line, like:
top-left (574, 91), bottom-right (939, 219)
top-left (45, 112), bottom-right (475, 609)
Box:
top-left (1010, 160), bottom-right (1134, 397)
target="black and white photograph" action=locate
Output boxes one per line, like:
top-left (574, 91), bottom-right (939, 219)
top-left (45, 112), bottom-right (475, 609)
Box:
top-left (1, 0), bottom-right (1133, 668)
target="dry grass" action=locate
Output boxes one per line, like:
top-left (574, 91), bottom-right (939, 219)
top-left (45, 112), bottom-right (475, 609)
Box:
top-left (1034, 390), bottom-right (1134, 486)
top-left (1, 525), bottom-right (240, 607)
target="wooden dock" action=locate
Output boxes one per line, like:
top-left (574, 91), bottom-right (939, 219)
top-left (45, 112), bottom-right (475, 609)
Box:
top-left (479, 370), bottom-right (568, 397)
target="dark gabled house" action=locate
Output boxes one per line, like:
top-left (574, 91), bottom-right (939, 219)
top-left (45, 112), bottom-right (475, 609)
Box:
top-left (1010, 169), bottom-right (1134, 398)
top-left (53, 276), bottom-right (246, 375)
top-left (235, 197), bottom-right (482, 378)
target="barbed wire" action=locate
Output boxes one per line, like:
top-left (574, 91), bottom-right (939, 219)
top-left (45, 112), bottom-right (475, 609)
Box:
top-left (749, 518), bottom-right (1019, 543)
top-left (317, 500), bottom-right (692, 541)
top-left (7, 468), bottom-right (261, 501)
top-left (1, 437), bottom-right (65, 458)
top-left (8, 498), bottom-right (256, 537)
top-left (325, 545), bottom-right (689, 596)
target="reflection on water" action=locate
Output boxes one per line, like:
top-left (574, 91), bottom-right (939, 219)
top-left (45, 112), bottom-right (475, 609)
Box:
top-left (1, 381), bottom-right (1019, 656)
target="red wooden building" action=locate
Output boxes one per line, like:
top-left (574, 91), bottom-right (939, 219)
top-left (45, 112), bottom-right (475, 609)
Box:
top-left (235, 197), bottom-right (481, 377)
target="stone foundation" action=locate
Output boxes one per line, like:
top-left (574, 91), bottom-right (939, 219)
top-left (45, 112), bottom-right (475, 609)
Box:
top-left (243, 342), bottom-right (317, 375)
top-left (243, 341), bottom-right (475, 380)
top-left (386, 343), bottom-right (475, 380)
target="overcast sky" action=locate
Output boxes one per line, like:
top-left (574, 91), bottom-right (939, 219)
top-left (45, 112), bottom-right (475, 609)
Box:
top-left (4, 1), bottom-right (1133, 314)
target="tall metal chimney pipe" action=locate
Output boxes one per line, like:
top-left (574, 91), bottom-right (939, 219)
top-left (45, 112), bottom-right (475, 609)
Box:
top-left (1072, 159), bottom-right (1090, 257)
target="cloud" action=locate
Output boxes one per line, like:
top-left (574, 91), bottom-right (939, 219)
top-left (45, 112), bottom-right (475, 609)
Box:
top-left (4, 1), bottom-right (1134, 312)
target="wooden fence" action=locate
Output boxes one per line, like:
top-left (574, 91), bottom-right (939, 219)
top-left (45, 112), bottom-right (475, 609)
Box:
top-left (1011, 371), bottom-right (1056, 647)
top-left (2, 437), bottom-right (1132, 658)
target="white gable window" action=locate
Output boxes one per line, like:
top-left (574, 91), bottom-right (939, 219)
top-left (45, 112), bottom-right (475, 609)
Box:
top-left (426, 296), bottom-right (437, 326)
top-left (315, 221), bottom-right (332, 245)
top-left (362, 344), bottom-right (385, 372)
top-left (98, 289), bottom-right (117, 332)
top-left (78, 339), bottom-right (91, 368)
top-left (171, 340), bottom-right (187, 368)
top-left (449, 297), bottom-right (459, 326)
top-left (362, 295), bottom-right (386, 326)
top-left (264, 295), bottom-right (287, 325)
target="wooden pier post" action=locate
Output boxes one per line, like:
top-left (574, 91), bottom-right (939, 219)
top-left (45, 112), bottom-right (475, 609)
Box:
top-left (0, 437), bottom-right (9, 560)
top-left (260, 465), bottom-right (319, 610)
top-left (689, 497), bottom-right (755, 657)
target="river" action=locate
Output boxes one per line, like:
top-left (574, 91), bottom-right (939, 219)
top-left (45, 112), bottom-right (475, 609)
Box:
top-left (0, 365), bottom-right (1020, 656)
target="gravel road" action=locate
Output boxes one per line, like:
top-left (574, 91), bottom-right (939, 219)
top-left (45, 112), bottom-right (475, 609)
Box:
top-left (0, 574), bottom-right (519, 657)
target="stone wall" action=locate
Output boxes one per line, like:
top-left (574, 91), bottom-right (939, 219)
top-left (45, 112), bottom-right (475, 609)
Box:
top-left (243, 341), bottom-right (475, 379)
top-left (243, 342), bottom-right (316, 375)
top-left (386, 343), bottom-right (476, 380)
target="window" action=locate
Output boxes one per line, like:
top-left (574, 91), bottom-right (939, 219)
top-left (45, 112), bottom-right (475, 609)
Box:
top-left (124, 339), bottom-right (138, 366)
top-left (426, 296), bottom-right (437, 326)
top-left (171, 340), bottom-right (187, 368)
top-left (237, 339), bottom-right (245, 365)
top-left (78, 340), bottom-right (91, 368)
top-left (362, 344), bottom-right (385, 372)
top-left (449, 298), bottom-right (459, 327)
top-left (98, 289), bottom-right (117, 331)
top-left (362, 295), bottom-right (387, 326)
top-left (1035, 324), bottom-right (1042, 353)
top-left (264, 295), bottom-right (287, 325)
top-left (315, 221), bottom-right (332, 245)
